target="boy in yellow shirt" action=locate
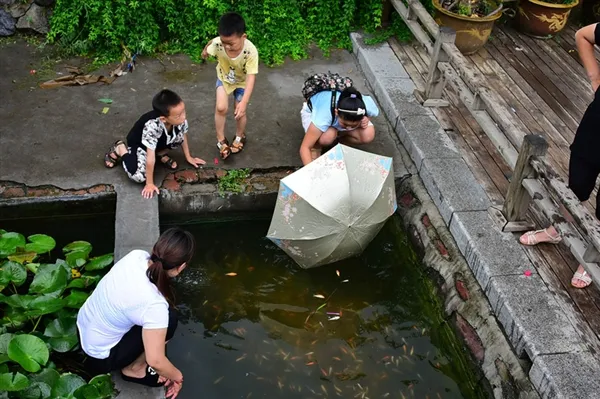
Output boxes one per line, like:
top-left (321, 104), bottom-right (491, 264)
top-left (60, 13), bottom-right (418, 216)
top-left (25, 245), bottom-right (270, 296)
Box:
top-left (202, 12), bottom-right (259, 159)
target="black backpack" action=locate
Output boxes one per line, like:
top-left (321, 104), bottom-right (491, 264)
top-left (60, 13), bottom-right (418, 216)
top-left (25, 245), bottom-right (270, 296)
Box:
top-left (302, 72), bottom-right (354, 121)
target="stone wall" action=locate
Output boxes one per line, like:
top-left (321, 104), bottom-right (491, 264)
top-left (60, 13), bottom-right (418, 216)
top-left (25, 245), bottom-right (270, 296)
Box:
top-left (0, 0), bottom-right (54, 37)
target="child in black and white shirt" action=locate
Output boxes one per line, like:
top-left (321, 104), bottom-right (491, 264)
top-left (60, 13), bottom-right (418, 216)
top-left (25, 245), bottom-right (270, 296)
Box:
top-left (104, 89), bottom-right (206, 199)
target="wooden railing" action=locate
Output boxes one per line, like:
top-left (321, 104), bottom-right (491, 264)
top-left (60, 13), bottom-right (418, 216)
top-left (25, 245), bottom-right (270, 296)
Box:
top-left (389, 0), bottom-right (600, 284)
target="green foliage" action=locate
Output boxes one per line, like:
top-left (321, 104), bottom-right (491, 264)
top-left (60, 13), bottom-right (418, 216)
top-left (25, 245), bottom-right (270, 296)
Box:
top-left (218, 168), bottom-right (251, 195)
top-left (0, 230), bottom-right (116, 398)
top-left (47, 0), bottom-right (402, 66)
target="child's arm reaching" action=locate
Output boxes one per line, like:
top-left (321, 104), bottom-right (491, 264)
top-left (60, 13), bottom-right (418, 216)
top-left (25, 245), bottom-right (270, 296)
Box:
top-left (181, 134), bottom-right (206, 168)
top-left (576, 23), bottom-right (600, 91)
top-left (202, 39), bottom-right (214, 60)
top-left (142, 149), bottom-right (159, 199)
top-left (234, 74), bottom-right (256, 120)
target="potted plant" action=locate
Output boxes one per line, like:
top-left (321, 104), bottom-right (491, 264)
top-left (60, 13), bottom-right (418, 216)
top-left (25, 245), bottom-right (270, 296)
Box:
top-left (433, 0), bottom-right (504, 55)
top-left (515, 0), bottom-right (579, 38)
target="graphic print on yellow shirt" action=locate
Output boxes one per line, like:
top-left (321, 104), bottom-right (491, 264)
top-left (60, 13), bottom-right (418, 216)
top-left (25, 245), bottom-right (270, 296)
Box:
top-left (207, 37), bottom-right (259, 95)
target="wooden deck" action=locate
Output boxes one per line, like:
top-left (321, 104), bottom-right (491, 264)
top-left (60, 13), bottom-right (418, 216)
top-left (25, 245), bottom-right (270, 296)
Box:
top-left (389, 23), bottom-right (600, 356)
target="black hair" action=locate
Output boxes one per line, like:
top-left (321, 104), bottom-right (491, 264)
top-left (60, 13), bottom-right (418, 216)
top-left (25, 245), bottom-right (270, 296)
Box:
top-left (152, 89), bottom-right (183, 117)
top-left (218, 12), bottom-right (246, 37)
top-left (147, 227), bottom-right (195, 303)
top-left (337, 87), bottom-right (367, 122)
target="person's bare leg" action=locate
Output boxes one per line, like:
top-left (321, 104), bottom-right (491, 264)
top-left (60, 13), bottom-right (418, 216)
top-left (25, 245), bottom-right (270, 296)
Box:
top-left (215, 86), bottom-right (229, 143)
top-left (339, 125), bottom-right (375, 146)
top-left (313, 127), bottom-right (338, 159)
top-left (234, 99), bottom-right (247, 138)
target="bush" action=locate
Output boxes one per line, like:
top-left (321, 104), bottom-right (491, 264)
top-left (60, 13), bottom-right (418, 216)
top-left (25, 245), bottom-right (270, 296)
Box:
top-left (0, 230), bottom-right (116, 398)
top-left (47, 0), bottom-right (406, 66)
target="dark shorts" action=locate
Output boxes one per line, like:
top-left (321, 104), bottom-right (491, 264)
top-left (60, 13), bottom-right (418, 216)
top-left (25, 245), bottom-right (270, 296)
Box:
top-left (568, 153), bottom-right (600, 220)
top-left (82, 307), bottom-right (178, 376)
top-left (216, 79), bottom-right (245, 103)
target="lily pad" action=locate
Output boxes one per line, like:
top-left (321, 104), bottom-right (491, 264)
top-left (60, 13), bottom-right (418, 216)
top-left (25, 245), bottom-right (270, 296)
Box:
top-left (0, 308), bottom-right (28, 330)
top-left (8, 251), bottom-right (38, 264)
top-left (0, 371), bottom-right (29, 392)
top-left (84, 254), bottom-right (113, 271)
top-left (20, 381), bottom-right (52, 399)
top-left (31, 367), bottom-right (60, 387)
top-left (44, 317), bottom-right (78, 353)
top-left (7, 334), bottom-right (49, 373)
top-left (51, 373), bottom-right (86, 398)
top-left (0, 232), bottom-right (25, 257)
top-left (63, 290), bottom-right (89, 309)
top-left (25, 235), bottom-right (56, 255)
top-left (24, 295), bottom-right (65, 318)
top-left (67, 274), bottom-right (100, 290)
top-left (65, 251), bottom-right (89, 268)
top-left (62, 242), bottom-right (92, 254)
top-left (26, 263), bottom-right (40, 274)
top-left (73, 374), bottom-right (114, 399)
top-left (29, 264), bottom-right (68, 295)
top-left (0, 261), bottom-right (27, 288)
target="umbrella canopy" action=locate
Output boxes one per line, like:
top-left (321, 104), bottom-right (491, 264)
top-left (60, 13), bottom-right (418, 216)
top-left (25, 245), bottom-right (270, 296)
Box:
top-left (267, 144), bottom-right (397, 269)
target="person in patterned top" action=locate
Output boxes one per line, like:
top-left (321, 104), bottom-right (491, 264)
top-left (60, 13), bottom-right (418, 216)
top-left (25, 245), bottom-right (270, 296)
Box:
top-left (202, 12), bottom-right (259, 160)
top-left (103, 89), bottom-right (206, 199)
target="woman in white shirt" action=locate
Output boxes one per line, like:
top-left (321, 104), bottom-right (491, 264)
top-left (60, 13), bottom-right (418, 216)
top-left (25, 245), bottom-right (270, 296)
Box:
top-left (77, 227), bottom-right (194, 399)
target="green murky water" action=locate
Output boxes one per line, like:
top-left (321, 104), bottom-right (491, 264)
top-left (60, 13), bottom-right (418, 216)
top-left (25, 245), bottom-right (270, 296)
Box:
top-left (163, 215), bottom-right (488, 399)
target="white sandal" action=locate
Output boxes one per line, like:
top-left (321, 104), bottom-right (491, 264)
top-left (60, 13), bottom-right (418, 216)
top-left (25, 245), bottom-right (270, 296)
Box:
top-left (571, 265), bottom-right (592, 288)
top-left (519, 229), bottom-right (562, 246)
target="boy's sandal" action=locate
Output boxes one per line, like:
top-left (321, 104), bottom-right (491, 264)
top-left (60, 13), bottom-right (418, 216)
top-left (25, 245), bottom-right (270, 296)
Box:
top-left (104, 140), bottom-right (126, 168)
top-left (519, 229), bottom-right (562, 246)
top-left (158, 154), bottom-right (178, 170)
top-left (217, 139), bottom-right (231, 159)
top-left (120, 365), bottom-right (165, 387)
top-left (571, 265), bottom-right (592, 288)
top-left (230, 135), bottom-right (246, 154)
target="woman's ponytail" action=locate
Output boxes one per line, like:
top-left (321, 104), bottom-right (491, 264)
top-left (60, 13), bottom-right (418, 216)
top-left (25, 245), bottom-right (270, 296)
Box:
top-left (147, 227), bottom-right (196, 303)
top-left (337, 87), bottom-right (367, 121)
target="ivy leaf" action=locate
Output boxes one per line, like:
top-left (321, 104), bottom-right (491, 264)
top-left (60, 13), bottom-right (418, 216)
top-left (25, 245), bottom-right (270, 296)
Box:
top-left (25, 235), bottom-right (56, 254)
top-left (0, 371), bottom-right (29, 392)
top-left (0, 261), bottom-right (27, 288)
top-left (19, 381), bottom-right (52, 399)
top-left (0, 232), bottom-right (26, 257)
top-left (84, 254), bottom-right (113, 271)
top-left (44, 317), bottom-right (78, 353)
top-left (29, 264), bottom-right (68, 295)
top-left (51, 373), bottom-right (86, 398)
top-left (24, 295), bottom-right (65, 318)
top-left (7, 335), bottom-right (49, 373)
top-left (63, 290), bottom-right (89, 309)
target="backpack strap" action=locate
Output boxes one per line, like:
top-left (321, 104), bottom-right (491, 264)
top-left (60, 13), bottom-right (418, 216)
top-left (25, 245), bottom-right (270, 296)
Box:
top-left (330, 89), bottom-right (336, 125)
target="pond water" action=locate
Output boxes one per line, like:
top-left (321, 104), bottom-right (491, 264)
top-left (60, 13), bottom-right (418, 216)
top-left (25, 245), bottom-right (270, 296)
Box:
top-left (163, 215), bottom-right (488, 399)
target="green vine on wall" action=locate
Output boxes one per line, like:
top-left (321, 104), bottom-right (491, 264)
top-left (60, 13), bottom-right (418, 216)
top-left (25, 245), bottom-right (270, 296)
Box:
top-left (47, 0), bottom-right (411, 66)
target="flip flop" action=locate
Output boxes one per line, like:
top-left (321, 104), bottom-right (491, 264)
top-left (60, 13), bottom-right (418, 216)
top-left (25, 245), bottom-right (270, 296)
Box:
top-left (120, 365), bottom-right (165, 387)
top-left (519, 229), bottom-right (562, 246)
top-left (571, 265), bottom-right (592, 289)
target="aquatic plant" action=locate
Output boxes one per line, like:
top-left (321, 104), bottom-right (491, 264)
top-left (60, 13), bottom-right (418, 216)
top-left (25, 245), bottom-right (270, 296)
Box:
top-left (0, 230), bottom-right (115, 398)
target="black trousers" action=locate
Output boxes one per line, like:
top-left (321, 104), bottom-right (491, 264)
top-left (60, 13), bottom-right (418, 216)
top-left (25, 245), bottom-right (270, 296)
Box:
top-left (82, 307), bottom-right (178, 376)
top-left (568, 153), bottom-right (600, 220)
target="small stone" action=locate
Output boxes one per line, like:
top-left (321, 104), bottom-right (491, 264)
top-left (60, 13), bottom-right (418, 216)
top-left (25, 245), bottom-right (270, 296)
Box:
top-left (0, 9), bottom-right (15, 36)
top-left (175, 169), bottom-right (198, 183)
top-left (197, 169), bottom-right (217, 182)
top-left (252, 183), bottom-right (267, 191)
top-left (8, 0), bottom-right (31, 19)
top-left (162, 179), bottom-right (181, 191)
top-left (16, 3), bottom-right (49, 34)
top-left (1, 186), bottom-right (25, 198)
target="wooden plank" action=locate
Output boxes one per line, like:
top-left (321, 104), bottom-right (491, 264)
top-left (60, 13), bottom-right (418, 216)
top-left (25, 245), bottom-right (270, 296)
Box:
top-left (391, 0), bottom-right (434, 54)
top-left (493, 29), bottom-right (586, 121)
top-left (485, 37), bottom-right (581, 134)
top-left (504, 135), bottom-right (548, 222)
top-left (423, 27), bottom-right (455, 101)
top-left (537, 36), bottom-right (593, 86)
top-left (391, 0), bottom-right (439, 37)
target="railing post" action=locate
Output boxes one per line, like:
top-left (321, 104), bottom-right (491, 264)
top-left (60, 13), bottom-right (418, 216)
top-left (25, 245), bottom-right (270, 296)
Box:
top-left (502, 134), bottom-right (548, 231)
top-left (415, 26), bottom-right (455, 107)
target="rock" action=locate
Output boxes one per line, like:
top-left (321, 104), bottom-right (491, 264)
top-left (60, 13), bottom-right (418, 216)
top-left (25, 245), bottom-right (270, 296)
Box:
top-left (16, 3), bottom-right (48, 34)
top-left (7, 0), bottom-right (31, 19)
top-left (252, 183), bottom-right (267, 191)
top-left (0, 9), bottom-right (15, 36)
top-left (34, 0), bottom-right (55, 6)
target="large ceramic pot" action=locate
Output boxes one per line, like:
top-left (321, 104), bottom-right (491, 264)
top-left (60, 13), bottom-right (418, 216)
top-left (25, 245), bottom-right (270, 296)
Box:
top-left (433, 0), bottom-right (502, 55)
top-left (516, 0), bottom-right (579, 38)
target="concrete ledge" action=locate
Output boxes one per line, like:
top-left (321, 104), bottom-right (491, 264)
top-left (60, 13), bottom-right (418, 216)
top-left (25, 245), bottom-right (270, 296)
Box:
top-left (449, 211), bottom-right (535, 289)
top-left (529, 352), bottom-right (600, 399)
top-left (419, 158), bottom-right (491, 225)
top-left (485, 274), bottom-right (586, 360)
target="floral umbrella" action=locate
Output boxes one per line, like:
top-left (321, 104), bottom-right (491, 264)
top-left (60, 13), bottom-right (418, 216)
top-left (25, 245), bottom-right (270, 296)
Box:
top-left (267, 144), bottom-right (396, 269)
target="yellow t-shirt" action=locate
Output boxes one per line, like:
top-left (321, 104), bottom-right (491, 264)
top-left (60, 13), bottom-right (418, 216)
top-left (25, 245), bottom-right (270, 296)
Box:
top-left (207, 37), bottom-right (259, 95)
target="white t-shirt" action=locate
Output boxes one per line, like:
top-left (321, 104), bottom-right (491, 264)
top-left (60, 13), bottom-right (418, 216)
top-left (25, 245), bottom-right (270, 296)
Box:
top-left (77, 250), bottom-right (169, 359)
